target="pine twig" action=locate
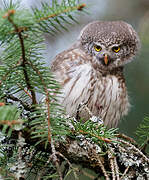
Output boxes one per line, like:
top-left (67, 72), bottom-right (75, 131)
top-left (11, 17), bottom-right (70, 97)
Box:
top-left (51, 138), bottom-right (63, 180)
top-left (121, 166), bottom-right (130, 179)
top-left (6, 94), bottom-right (31, 111)
top-left (117, 133), bottom-right (137, 144)
top-left (113, 156), bottom-right (120, 180)
top-left (17, 83), bottom-right (33, 100)
top-left (38, 3), bottom-right (86, 22)
top-left (55, 151), bottom-right (79, 179)
top-left (118, 139), bottom-right (149, 163)
top-left (94, 153), bottom-right (110, 180)
top-left (26, 61), bottom-right (51, 143)
top-left (108, 147), bottom-right (120, 180)
top-left (3, 4), bottom-right (86, 35)
top-left (141, 138), bottom-right (149, 153)
top-left (0, 120), bottom-right (22, 126)
top-left (79, 129), bottom-right (112, 143)
top-left (108, 150), bottom-right (116, 180)
top-left (0, 65), bottom-right (21, 85)
top-left (3, 10), bottom-right (37, 105)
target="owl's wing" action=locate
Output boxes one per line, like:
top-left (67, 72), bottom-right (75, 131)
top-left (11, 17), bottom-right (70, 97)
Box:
top-left (50, 47), bottom-right (93, 116)
top-left (51, 46), bottom-right (91, 84)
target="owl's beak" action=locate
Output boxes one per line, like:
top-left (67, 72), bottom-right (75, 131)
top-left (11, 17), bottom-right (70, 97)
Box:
top-left (104, 54), bottom-right (108, 65)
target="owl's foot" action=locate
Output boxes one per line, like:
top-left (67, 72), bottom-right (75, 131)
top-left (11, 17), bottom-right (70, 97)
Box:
top-left (76, 102), bottom-right (104, 125)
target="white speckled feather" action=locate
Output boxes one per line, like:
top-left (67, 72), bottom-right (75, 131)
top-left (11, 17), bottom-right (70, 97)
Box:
top-left (51, 20), bottom-right (139, 127)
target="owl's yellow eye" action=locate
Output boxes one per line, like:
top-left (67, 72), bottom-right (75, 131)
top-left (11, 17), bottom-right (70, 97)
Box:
top-left (94, 45), bottom-right (102, 52)
top-left (112, 46), bottom-right (121, 53)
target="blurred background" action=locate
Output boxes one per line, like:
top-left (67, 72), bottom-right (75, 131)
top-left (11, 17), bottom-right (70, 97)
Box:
top-left (3, 0), bottom-right (149, 139)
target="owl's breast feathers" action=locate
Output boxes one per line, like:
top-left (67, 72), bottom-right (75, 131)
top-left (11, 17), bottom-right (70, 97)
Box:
top-left (51, 48), bottom-right (130, 128)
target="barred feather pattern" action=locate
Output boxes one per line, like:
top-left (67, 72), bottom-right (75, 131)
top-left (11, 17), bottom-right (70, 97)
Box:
top-left (51, 47), bottom-right (130, 128)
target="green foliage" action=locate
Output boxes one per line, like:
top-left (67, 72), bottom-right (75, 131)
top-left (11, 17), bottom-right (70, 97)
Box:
top-left (33, 0), bottom-right (85, 34)
top-left (72, 119), bottom-right (118, 146)
top-left (0, 105), bottom-right (23, 137)
top-left (0, 141), bottom-right (18, 180)
top-left (30, 104), bottom-right (70, 148)
top-left (0, 0), bottom-right (74, 146)
top-left (0, 0), bottom-right (87, 179)
top-left (136, 116), bottom-right (149, 146)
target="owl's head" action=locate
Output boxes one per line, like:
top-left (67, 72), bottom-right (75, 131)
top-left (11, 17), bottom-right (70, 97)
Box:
top-left (79, 21), bottom-right (140, 70)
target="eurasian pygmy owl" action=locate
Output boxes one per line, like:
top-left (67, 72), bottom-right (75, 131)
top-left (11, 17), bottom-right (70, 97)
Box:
top-left (51, 21), bottom-right (140, 128)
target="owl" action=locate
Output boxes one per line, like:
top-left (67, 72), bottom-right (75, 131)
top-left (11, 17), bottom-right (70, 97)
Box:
top-left (51, 21), bottom-right (140, 128)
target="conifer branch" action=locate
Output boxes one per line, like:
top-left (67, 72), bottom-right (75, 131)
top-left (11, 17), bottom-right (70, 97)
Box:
top-left (116, 133), bottom-right (137, 144)
top-left (114, 156), bottom-right (120, 180)
top-left (6, 94), bottom-right (31, 111)
top-left (141, 139), bottom-right (149, 153)
top-left (78, 129), bottom-right (113, 143)
top-left (118, 139), bottom-right (149, 163)
top-left (92, 151), bottom-right (110, 180)
top-left (121, 166), bottom-right (130, 179)
top-left (2, 3), bottom-right (86, 36)
top-left (17, 83), bottom-right (33, 100)
top-left (38, 3), bottom-right (86, 22)
top-left (3, 10), bottom-right (37, 105)
top-left (0, 65), bottom-right (20, 85)
top-left (27, 61), bottom-right (51, 142)
top-left (108, 150), bottom-right (116, 180)
top-left (0, 120), bottom-right (22, 126)
top-left (51, 138), bottom-right (63, 180)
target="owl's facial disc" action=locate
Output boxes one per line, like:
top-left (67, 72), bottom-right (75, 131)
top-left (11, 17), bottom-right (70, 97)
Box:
top-left (91, 42), bottom-right (127, 69)
top-left (93, 43), bottom-right (115, 66)
top-left (80, 21), bottom-right (140, 70)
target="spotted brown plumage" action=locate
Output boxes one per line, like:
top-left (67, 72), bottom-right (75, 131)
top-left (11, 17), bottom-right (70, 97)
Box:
top-left (51, 21), bottom-right (140, 128)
